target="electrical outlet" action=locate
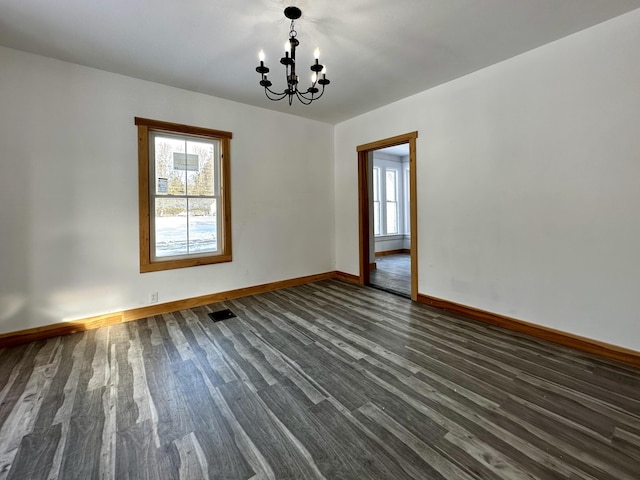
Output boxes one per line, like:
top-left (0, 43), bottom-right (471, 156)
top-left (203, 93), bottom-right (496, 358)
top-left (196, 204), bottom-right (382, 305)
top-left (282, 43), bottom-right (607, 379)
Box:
top-left (150, 292), bottom-right (158, 304)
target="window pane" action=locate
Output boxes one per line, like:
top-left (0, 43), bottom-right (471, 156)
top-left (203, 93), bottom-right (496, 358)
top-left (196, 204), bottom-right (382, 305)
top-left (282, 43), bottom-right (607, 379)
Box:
top-left (404, 168), bottom-right (410, 234)
top-left (373, 167), bottom-right (379, 202)
top-left (188, 198), bottom-right (217, 254)
top-left (186, 140), bottom-right (217, 196)
top-left (154, 136), bottom-right (186, 195)
top-left (373, 201), bottom-right (380, 235)
top-left (155, 198), bottom-right (188, 257)
top-left (386, 201), bottom-right (398, 234)
top-left (386, 170), bottom-right (397, 201)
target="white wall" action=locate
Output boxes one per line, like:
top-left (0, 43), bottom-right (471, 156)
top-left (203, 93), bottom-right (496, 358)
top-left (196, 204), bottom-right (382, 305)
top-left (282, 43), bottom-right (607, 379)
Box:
top-left (335, 10), bottom-right (640, 350)
top-left (0, 46), bottom-right (334, 335)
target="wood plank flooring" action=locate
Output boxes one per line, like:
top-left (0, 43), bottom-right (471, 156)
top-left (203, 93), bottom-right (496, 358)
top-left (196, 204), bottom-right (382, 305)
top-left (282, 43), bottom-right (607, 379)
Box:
top-left (1, 279), bottom-right (640, 479)
top-left (370, 254), bottom-right (411, 297)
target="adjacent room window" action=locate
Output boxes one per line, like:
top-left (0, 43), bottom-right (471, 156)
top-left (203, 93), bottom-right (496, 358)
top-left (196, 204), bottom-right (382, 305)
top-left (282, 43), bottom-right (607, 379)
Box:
top-left (136, 117), bottom-right (232, 272)
top-left (385, 169), bottom-right (399, 234)
top-left (404, 165), bottom-right (410, 234)
top-left (373, 159), bottom-right (408, 237)
top-left (373, 167), bottom-right (381, 235)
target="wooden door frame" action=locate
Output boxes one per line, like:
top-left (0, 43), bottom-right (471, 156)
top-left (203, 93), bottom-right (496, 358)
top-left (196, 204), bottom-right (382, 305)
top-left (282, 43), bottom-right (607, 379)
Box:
top-left (357, 131), bottom-right (419, 301)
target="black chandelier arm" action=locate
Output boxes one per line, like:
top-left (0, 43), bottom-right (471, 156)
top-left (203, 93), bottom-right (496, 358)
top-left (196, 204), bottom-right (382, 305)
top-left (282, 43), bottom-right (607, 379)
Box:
top-left (296, 83), bottom-right (327, 105)
top-left (294, 90), bottom-right (316, 106)
top-left (296, 84), bottom-right (326, 102)
top-left (259, 83), bottom-right (327, 105)
top-left (263, 87), bottom-right (289, 101)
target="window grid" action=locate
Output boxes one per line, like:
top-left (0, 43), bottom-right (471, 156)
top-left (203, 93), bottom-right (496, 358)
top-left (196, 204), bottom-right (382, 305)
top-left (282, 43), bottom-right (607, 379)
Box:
top-left (150, 133), bottom-right (220, 261)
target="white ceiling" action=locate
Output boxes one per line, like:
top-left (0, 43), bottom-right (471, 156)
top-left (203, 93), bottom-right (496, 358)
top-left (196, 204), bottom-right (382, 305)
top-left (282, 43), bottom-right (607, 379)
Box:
top-left (1, 0), bottom-right (639, 124)
top-left (378, 144), bottom-right (410, 157)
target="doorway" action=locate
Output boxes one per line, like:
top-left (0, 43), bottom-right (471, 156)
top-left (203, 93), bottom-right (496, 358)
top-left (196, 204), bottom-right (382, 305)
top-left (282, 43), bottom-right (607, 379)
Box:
top-left (357, 132), bottom-right (418, 301)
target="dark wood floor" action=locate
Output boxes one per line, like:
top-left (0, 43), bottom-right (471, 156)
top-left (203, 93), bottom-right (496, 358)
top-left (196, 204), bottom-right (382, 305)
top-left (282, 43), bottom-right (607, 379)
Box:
top-left (370, 254), bottom-right (411, 297)
top-left (1, 280), bottom-right (640, 479)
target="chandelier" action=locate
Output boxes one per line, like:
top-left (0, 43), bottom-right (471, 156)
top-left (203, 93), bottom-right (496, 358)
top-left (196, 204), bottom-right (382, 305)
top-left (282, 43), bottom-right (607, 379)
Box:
top-left (255, 6), bottom-right (330, 105)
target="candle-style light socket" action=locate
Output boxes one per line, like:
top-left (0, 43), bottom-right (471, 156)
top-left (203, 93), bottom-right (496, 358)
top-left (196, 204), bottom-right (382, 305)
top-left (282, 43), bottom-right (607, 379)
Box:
top-left (280, 56), bottom-right (294, 66)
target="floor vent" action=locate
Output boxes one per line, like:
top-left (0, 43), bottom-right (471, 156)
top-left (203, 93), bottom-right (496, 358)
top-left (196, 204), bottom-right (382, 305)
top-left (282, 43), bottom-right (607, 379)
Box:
top-left (208, 309), bottom-right (237, 322)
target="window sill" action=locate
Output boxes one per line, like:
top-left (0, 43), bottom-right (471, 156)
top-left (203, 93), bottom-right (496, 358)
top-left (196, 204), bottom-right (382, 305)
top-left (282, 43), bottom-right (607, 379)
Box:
top-left (140, 254), bottom-right (232, 273)
top-left (374, 234), bottom-right (407, 240)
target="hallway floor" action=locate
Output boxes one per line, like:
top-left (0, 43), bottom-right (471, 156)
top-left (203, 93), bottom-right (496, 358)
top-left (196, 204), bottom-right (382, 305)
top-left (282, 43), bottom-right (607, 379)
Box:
top-left (370, 253), bottom-right (411, 297)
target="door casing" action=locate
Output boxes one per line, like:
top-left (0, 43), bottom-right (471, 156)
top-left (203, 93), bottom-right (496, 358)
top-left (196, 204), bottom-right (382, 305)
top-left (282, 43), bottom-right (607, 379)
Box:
top-left (357, 132), bottom-right (418, 300)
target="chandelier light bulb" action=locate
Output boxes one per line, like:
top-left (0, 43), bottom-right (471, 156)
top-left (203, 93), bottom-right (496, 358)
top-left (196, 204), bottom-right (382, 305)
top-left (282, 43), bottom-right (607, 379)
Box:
top-left (258, 50), bottom-right (265, 62)
top-left (314, 48), bottom-right (320, 59)
top-left (312, 73), bottom-right (317, 83)
top-left (284, 41), bottom-right (291, 53)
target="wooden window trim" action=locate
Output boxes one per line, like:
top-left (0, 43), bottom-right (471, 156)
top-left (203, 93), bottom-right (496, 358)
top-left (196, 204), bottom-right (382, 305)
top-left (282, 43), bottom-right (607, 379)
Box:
top-left (135, 117), bottom-right (232, 273)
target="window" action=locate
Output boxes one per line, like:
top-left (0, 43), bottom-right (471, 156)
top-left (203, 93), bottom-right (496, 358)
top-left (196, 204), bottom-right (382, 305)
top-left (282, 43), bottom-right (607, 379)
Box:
top-left (372, 160), bottom-right (407, 237)
top-left (373, 167), bottom-right (381, 235)
top-left (385, 169), bottom-right (398, 234)
top-left (404, 164), bottom-right (410, 234)
top-left (136, 117), bottom-right (232, 272)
